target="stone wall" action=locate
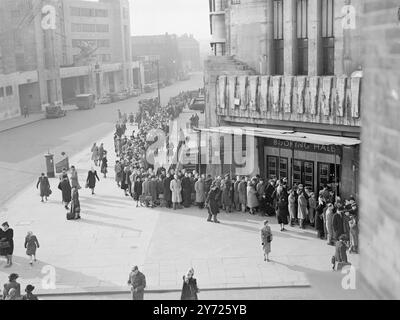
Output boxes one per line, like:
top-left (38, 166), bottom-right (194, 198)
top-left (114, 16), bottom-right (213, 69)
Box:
top-left (359, 1), bottom-right (400, 299)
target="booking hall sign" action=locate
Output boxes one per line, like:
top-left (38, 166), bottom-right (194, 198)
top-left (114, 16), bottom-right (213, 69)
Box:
top-left (266, 138), bottom-right (343, 156)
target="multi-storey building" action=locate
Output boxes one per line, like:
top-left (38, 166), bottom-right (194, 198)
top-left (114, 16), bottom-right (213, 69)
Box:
top-left (0, 0), bottom-right (144, 121)
top-left (204, 0), bottom-right (363, 199)
top-left (177, 34), bottom-right (201, 72)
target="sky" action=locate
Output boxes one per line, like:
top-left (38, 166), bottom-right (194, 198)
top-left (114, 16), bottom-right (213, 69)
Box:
top-left (130, 0), bottom-right (211, 41)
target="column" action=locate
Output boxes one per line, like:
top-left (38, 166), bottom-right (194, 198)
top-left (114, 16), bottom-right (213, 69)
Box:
top-left (34, 7), bottom-right (48, 109)
top-left (308, 0), bottom-right (322, 76)
top-left (265, 0), bottom-right (275, 75)
top-left (334, 0), bottom-right (345, 75)
top-left (284, 0), bottom-right (297, 75)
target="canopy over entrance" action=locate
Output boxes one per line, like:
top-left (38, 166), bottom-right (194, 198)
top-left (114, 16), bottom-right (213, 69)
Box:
top-left (199, 126), bottom-right (361, 146)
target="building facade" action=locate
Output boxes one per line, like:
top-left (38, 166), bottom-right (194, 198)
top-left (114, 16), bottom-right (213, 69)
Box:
top-left (0, 0), bottom-right (144, 121)
top-left (204, 0), bottom-right (362, 199)
top-left (177, 34), bottom-right (201, 72)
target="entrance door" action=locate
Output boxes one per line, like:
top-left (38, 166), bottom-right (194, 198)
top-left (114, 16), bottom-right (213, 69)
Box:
top-left (317, 162), bottom-right (341, 193)
top-left (266, 156), bottom-right (289, 180)
top-left (292, 159), bottom-right (314, 190)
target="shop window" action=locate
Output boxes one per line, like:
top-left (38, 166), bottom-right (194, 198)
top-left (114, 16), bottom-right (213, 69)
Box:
top-left (318, 162), bottom-right (340, 192)
top-left (296, 0), bottom-right (308, 75)
top-left (273, 0), bottom-right (284, 75)
top-left (6, 86), bottom-right (13, 96)
top-left (321, 0), bottom-right (334, 75)
top-left (267, 156), bottom-right (278, 179)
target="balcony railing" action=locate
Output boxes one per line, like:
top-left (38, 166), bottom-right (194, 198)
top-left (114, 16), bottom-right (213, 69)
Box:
top-left (215, 75), bottom-right (361, 127)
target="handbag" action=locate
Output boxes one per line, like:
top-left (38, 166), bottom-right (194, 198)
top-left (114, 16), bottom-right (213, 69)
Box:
top-left (48, 189), bottom-right (52, 195)
top-left (266, 235), bottom-right (272, 243)
top-left (0, 241), bottom-right (10, 249)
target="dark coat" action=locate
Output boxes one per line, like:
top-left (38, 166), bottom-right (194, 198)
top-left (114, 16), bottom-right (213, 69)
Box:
top-left (315, 203), bottom-right (326, 235)
top-left (133, 181), bottom-right (142, 200)
top-left (204, 178), bottom-right (212, 196)
top-left (58, 179), bottom-right (72, 202)
top-left (163, 177), bottom-right (172, 202)
top-left (181, 177), bottom-right (192, 207)
top-left (206, 187), bottom-right (220, 215)
top-left (0, 228), bottom-right (14, 256)
top-left (149, 180), bottom-right (158, 201)
top-left (36, 176), bottom-right (51, 197)
top-left (86, 170), bottom-right (99, 189)
top-left (334, 240), bottom-right (348, 263)
top-left (25, 235), bottom-right (39, 256)
top-left (276, 192), bottom-right (289, 225)
top-left (121, 170), bottom-right (131, 190)
top-left (128, 271), bottom-right (146, 300)
top-left (333, 213), bottom-right (345, 240)
top-left (181, 277), bottom-right (199, 300)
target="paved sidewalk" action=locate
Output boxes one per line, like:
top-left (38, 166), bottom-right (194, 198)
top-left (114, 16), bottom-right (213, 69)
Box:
top-left (0, 128), bottom-right (369, 298)
top-left (0, 113), bottom-right (45, 133)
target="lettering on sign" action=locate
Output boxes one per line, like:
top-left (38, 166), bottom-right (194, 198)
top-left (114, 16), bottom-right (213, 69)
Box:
top-left (42, 5), bottom-right (56, 30)
top-left (267, 138), bottom-right (341, 155)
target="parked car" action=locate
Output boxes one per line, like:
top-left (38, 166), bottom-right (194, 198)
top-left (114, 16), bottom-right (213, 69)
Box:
top-left (45, 104), bottom-right (67, 119)
top-left (144, 85), bottom-right (155, 93)
top-left (75, 94), bottom-right (96, 110)
top-left (98, 95), bottom-right (112, 104)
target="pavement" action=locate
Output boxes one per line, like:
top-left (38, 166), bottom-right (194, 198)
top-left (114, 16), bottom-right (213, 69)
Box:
top-left (0, 109), bottom-right (378, 300)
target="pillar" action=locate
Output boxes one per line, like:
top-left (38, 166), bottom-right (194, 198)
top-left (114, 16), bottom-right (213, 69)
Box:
top-left (283, 0), bottom-right (297, 75)
top-left (265, 0), bottom-right (275, 75)
top-left (308, 0), bottom-right (322, 76)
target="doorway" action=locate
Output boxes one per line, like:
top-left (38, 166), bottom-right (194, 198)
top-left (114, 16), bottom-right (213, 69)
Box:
top-left (292, 159), bottom-right (314, 190)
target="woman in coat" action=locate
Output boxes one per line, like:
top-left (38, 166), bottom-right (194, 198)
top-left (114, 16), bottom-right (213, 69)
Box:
top-left (276, 189), bottom-right (289, 231)
top-left (70, 166), bottom-right (81, 190)
top-left (2, 273), bottom-right (20, 299)
top-left (349, 214), bottom-right (358, 254)
top-left (163, 174), bottom-right (172, 208)
top-left (205, 183), bottom-right (221, 223)
top-left (315, 196), bottom-right (326, 239)
top-left (325, 204), bottom-right (335, 245)
top-left (114, 161), bottom-right (122, 187)
top-left (181, 268), bottom-right (199, 300)
top-left (133, 177), bottom-right (142, 207)
top-left (0, 222), bottom-right (14, 267)
top-left (332, 235), bottom-right (349, 270)
top-left (170, 175), bottom-right (182, 210)
top-left (308, 192), bottom-right (317, 226)
top-left (36, 173), bottom-right (51, 202)
top-left (181, 173), bottom-right (192, 208)
top-left (86, 168), bottom-right (100, 195)
top-left (233, 176), bottom-right (241, 211)
top-left (246, 181), bottom-right (259, 215)
top-left (261, 220), bottom-right (273, 262)
top-left (101, 154), bottom-right (108, 178)
top-left (91, 143), bottom-right (99, 166)
top-left (221, 176), bottom-right (232, 213)
top-left (194, 176), bottom-right (205, 209)
top-left (58, 174), bottom-right (72, 209)
top-left (288, 190), bottom-right (297, 226)
top-left (238, 177), bottom-right (247, 213)
top-left (24, 231), bottom-right (40, 266)
top-left (297, 191), bottom-right (308, 229)
top-left (121, 167), bottom-right (131, 196)
top-left (70, 187), bottom-right (81, 220)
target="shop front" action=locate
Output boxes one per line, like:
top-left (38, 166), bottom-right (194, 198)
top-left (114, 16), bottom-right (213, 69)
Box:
top-left (262, 138), bottom-right (342, 194)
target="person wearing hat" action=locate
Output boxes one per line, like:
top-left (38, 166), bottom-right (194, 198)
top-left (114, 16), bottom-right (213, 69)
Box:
top-left (0, 222), bottom-right (14, 267)
top-left (261, 220), bottom-right (273, 262)
top-left (181, 268), bottom-right (199, 300)
top-left (325, 204), bottom-right (335, 246)
top-left (127, 266), bottom-right (146, 300)
top-left (24, 231), bottom-right (40, 266)
top-left (2, 273), bottom-right (20, 299)
top-left (22, 285), bottom-right (38, 300)
top-left (332, 206), bottom-right (345, 241)
top-left (86, 167), bottom-right (100, 195)
top-left (36, 172), bottom-right (51, 202)
top-left (205, 181), bottom-right (221, 223)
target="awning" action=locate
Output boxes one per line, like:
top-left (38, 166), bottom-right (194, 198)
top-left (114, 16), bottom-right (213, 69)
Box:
top-left (198, 126), bottom-right (361, 146)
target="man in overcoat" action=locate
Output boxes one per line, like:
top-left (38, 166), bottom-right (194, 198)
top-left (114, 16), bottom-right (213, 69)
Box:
top-left (128, 266), bottom-right (146, 300)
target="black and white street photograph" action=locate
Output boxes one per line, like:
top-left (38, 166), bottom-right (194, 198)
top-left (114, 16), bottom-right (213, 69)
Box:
top-left (0, 0), bottom-right (399, 307)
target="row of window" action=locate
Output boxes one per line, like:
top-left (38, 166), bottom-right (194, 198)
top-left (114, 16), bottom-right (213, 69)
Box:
top-left (0, 86), bottom-right (13, 98)
top-left (72, 39), bottom-right (110, 48)
top-left (273, 0), bottom-right (335, 75)
top-left (70, 7), bottom-right (108, 18)
top-left (71, 23), bottom-right (109, 33)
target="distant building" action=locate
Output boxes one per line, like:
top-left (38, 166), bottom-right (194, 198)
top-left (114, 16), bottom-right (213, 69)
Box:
top-left (0, 0), bottom-right (144, 121)
top-left (131, 34), bottom-right (182, 84)
top-left (177, 34), bottom-right (201, 72)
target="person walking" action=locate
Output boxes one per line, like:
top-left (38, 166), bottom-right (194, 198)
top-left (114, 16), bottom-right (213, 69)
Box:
top-left (127, 266), bottom-right (146, 300)
top-left (247, 181), bottom-right (259, 215)
top-left (238, 177), bottom-right (247, 213)
top-left (114, 160), bottom-right (122, 187)
top-left (91, 143), bottom-right (99, 167)
top-left (58, 174), bottom-right (72, 209)
top-left (70, 166), bottom-right (81, 190)
top-left (23, 105), bottom-right (29, 118)
top-left (170, 174), bottom-right (182, 210)
top-left (101, 153), bottom-right (108, 178)
top-left (332, 235), bottom-right (349, 271)
top-left (181, 268), bottom-right (199, 300)
top-left (2, 273), bottom-right (21, 299)
top-left (261, 220), bottom-right (273, 262)
top-left (205, 182), bottom-right (221, 223)
top-left (70, 187), bottom-right (81, 220)
top-left (0, 222), bottom-right (14, 267)
top-left (194, 175), bottom-right (206, 209)
top-left (86, 167), bottom-right (100, 195)
top-left (297, 190), bottom-right (308, 229)
top-left (36, 173), bottom-right (51, 202)
top-left (22, 285), bottom-right (38, 300)
top-left (24, 231), bottom-right (40, 266)
top-left (98, 143), bottom-right (105, 162)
